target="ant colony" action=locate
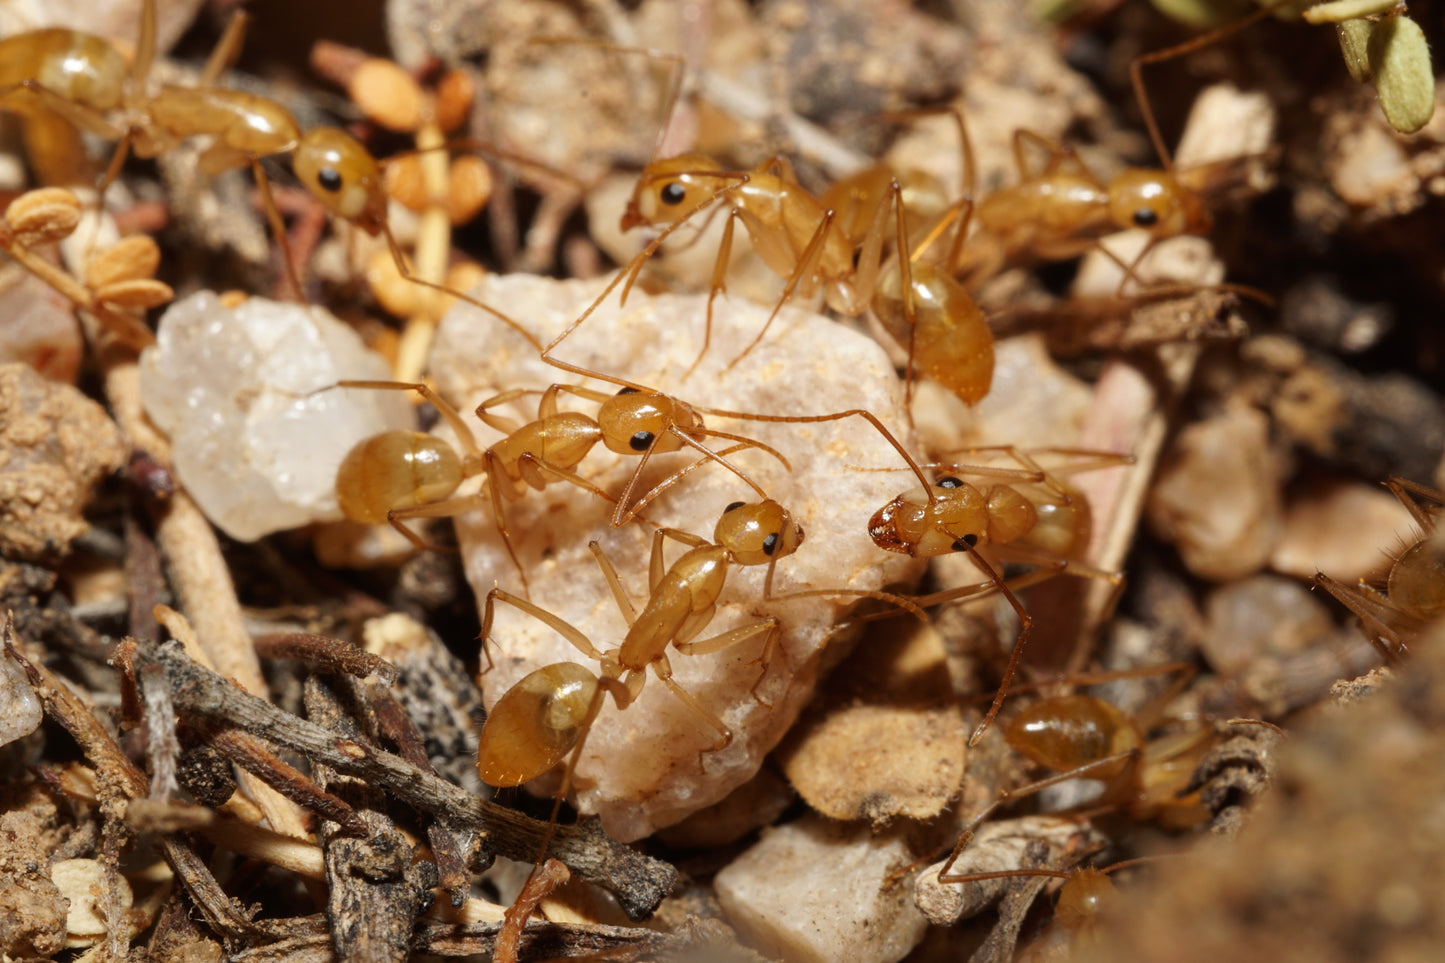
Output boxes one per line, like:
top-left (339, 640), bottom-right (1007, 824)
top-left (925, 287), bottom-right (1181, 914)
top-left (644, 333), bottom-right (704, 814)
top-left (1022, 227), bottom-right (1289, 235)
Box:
top-left (8, 0), bottom-right (1439, 961)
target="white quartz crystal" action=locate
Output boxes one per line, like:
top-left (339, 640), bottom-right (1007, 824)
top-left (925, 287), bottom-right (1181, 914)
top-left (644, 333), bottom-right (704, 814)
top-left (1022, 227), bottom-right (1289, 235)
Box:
top-left (140, 292), bottom-right (410, 541)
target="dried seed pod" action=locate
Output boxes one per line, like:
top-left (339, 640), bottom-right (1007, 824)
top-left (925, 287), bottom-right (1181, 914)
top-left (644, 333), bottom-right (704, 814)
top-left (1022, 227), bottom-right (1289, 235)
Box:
top-left (434, 68), bottom-right (475, 134)
top-left (1369, 14), bottom-right (1435, 134)
top-left (95, 279), bottom-right (174, 310)
top-left (1336, 18), bottom-right (1375, 82)
top-left (384, 154), bottom-right (428, 212)
top-left (350, 57), bottom-right (425, 133)
top-left (5, 188), bottom-right (82, 245)
top-left (87, 236), bottom-right (162, 289)
top-left (447, 155), bottom-right (493, 224)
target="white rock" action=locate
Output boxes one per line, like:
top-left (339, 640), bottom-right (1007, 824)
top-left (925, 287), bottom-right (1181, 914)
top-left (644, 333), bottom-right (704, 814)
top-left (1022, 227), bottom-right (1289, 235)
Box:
top-left (431, 273), bottom-right (922, 841)
top-left (50, 858), bottom-right (134, 949)
top-left (0, 651), bottom-right (42, 748)
top-left (139, 292), bottom-right (410, 541)
top-left (714, 816), bottom-right (927, 963)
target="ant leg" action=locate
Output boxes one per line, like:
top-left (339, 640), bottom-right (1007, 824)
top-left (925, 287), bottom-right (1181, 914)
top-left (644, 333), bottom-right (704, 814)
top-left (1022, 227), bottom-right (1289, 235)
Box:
top-left (1011, 130), bottom-right (1104, 187)
top-left (484, 588), bottom-right (610, 664)
top-left (1311, 573), bottom-right (1411, 664)
top-left (387, 492), bottom-right (490, 549)
top-left (472, 388), bottom-right (542, 436)
top-left (336, 379), bottom-right (483, 457)
top-left (936, 748), bottom-right (1141, 882)
top-left (675, 615), bottom-right (780, 706)
top-left (494, 859), bottom-right (570, 963)
top-left (588, 539), bottom-right (641, 626)
top-left (199, 9), bottom-right (251, 87)
top-left (724, 208), bottom-right (838, 371)
top-left (1385, 476), bottom-right (1444, 531)
top-left (249, 160), bottom-right (306, 302)
top-left (686, 207), bottom-right (743, 380)
top-left (652, 654), bottom-right (733, 759)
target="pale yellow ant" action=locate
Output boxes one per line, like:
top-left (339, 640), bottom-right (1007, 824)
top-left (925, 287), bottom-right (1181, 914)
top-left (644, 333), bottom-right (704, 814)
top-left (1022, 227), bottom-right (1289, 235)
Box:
top-left (943, 8), bottom-right (1281, 303)
top-left (476, 493), bottom-right (926, 788)
top-left (329, 379), bottom-right (790, 595)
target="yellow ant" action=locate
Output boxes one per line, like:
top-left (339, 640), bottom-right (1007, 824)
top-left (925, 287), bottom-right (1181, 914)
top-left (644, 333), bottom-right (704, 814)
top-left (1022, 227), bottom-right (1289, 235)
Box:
top-left (329, 379), bottom-right (790, 596)
top-left (476, 492), bottom-right (926, 787)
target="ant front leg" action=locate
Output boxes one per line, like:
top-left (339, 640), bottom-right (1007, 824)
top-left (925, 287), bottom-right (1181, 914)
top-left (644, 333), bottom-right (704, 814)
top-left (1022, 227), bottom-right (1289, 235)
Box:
top-left (673, 612), bottom-right (782, 707)
top-left (651, 653), bottom-right (733, 766)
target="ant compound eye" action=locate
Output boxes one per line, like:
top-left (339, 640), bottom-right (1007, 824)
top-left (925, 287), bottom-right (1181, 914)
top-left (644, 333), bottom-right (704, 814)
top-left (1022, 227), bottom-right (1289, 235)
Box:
top-left (762, 532), bottom-right (779, 556)
top-left (630, 431), bottom-right (655, 451)
top-left (724, 501), bottom-right (745, 513)
top-left (318, 167), bottom-right (343, 192)
top-left (617, 387), bottom-right (638, 395)
top-left (951, 533), bottom-right (979, 552)
top-left (938, 476), bottom-right (963, 489)
top-left (1133, 207), bottom-right (1159, 227)
top-left (660, 182), bottom-right (687, 205)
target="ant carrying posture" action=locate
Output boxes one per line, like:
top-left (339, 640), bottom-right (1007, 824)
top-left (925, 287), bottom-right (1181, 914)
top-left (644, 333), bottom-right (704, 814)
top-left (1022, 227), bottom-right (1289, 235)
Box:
top-left (1313, 477), bottom-right (1445, 664)
top-left (329, 379), bottom-right (788, 595)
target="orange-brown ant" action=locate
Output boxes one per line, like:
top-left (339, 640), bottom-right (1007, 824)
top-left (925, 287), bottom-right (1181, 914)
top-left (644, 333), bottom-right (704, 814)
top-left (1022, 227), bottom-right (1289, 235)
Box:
top-left (1313, 477), bottom-right (1445, 665)
top-left (329, 379), bottom-right (789, 595)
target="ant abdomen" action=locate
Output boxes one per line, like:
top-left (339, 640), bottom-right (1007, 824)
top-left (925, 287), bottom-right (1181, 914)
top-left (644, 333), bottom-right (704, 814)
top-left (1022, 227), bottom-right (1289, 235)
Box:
top-left (477, 662), bottom-right (602, 788)
top-left (0, 30), bottom-right (126, 109)
top-left (872, 261), bottom-right (994, 405)
top-left (1023, 487), bottom-right (1092, 557)
top-left (1005, 694), bottom-right (1140, 774)
top-left (335, 430), bottom-right (463, 524)
top-left (1387, 541), bottom-right (1445, 621)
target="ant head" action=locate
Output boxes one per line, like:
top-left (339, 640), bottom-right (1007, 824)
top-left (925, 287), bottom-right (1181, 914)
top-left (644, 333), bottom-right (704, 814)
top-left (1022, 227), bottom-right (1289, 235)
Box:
top-left (295, 127), bottom-right (387, 236)
top-left (621, 154), bottom-right (727, 230)
top-left (866, 480), bottom-right (990, 558)
top-left (476, 662), bottom-right (601, 788)
top-left (597, 390), bottom-right (702, 456)
top-left (716, 499), bottom-right (804, 566)
top-left (1107, 169), bottom-right (1210, 238)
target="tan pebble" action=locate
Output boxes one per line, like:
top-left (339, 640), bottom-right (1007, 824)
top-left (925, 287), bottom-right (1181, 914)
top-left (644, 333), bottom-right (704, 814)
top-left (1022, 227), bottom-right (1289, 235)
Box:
top-left (1272, 476), bottom-right (1421, 582)
top-left (1147, 405), bottom-right (1283, 581)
